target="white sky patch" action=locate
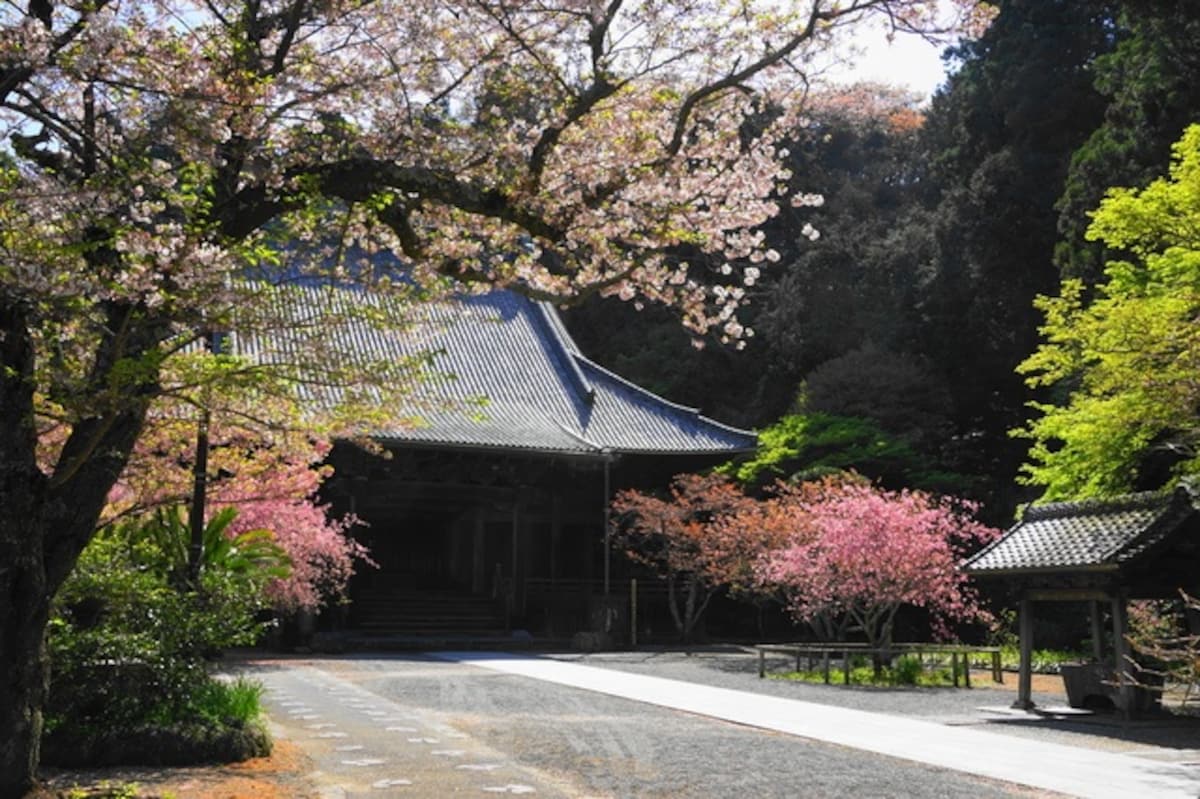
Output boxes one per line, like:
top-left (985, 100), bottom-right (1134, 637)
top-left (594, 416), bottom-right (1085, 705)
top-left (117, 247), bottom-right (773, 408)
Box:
top-left (816, 15), bottom-right (965, 103)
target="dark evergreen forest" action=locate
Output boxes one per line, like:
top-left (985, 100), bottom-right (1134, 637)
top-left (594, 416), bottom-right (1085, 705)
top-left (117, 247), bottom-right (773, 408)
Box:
top-left (561, 0), bottom-right (1200, 524)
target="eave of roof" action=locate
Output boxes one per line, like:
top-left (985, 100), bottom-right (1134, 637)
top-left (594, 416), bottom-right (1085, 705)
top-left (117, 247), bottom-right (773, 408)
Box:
top-left (964, 486), bottom-right (1198, 576)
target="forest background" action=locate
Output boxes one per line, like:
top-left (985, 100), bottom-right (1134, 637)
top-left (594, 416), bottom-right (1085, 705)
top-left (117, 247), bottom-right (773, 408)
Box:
top-left (563, 0), bottom-right (1200, 524)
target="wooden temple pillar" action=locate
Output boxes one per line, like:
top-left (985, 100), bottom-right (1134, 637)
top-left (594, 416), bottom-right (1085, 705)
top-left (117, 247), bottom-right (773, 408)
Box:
top-left (471, 507), bottom-right (486, 594)
top-left (1013, 596), bottom-right (1036, 710)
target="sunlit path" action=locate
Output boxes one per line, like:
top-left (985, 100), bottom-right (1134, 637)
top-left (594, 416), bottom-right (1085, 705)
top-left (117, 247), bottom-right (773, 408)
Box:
top-left (436, 652), bottom-right (1200, 799)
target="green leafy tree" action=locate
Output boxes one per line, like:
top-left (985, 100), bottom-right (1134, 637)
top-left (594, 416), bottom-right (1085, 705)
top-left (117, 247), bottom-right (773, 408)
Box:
top-left (1018, 124), bottom-right (1200, 499)
top-left (728, 412), bottom-right (966, 494)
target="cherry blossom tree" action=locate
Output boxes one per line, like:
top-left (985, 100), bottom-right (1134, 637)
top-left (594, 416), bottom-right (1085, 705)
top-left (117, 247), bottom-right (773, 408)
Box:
top-left (106, 412), bottom-right (369, 614)
top-left (755, 476), bottom-right (999, 650)
top-left (611, 473), bottom-right (759, 640)
top-left (0, 0), bottom-right (984, 791)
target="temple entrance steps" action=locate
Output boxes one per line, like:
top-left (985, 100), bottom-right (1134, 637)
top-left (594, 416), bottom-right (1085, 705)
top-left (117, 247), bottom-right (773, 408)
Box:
top-left (350, 581), bottom-right (508, 638)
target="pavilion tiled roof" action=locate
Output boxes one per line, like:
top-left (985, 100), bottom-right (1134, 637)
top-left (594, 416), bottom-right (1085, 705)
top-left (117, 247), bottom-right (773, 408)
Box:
top-left (232, 282), bottom-right (757, 457)
top-left (964, 487), bottom-right (1200, 575)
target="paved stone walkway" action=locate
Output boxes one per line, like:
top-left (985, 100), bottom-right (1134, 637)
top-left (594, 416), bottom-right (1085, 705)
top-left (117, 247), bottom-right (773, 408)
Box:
top-left (258, 663), bottom-right (576, 797)
top-left (436, 651), bottom-right (1200, 799)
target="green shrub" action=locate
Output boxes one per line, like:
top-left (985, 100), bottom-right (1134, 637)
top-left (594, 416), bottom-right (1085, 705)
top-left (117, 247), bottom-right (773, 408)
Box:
top-left (982, 644), bottom-right (1085, 674)
top-left (772, 659), bottom-right (954, 687)
top-left (45, 509), bottom-right (277, 764)
top-left (891, 655), bottom-right (924, 686)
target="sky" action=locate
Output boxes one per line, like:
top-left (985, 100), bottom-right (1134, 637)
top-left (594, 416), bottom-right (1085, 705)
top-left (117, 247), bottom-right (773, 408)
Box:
top-left (823, 18), bottom-right (963, 103)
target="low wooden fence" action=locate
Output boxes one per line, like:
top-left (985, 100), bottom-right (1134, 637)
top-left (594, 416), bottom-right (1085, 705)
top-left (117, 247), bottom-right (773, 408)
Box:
top-left (754, 642), bottom-right (1003, 687)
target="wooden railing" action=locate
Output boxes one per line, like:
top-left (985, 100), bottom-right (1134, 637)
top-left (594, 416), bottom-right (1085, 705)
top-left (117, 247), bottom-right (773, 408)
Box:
top-left (754, 642), bottom-right (1003, 687)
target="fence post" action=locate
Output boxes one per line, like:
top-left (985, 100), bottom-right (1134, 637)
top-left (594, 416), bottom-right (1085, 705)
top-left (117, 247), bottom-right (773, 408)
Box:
top-left (630, 578), bottom-right (638, 649)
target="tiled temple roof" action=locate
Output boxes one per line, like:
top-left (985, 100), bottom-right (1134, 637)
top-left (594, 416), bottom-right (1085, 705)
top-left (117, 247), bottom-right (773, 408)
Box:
top-left (232, 282), bottom-right (757, 457)
top-left (964, 487), bottom-right (1199, 575)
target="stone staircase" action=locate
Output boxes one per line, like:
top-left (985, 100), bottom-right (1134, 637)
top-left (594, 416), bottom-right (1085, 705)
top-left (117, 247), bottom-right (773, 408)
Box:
top-left (350, 581), bottom-right (509, 639)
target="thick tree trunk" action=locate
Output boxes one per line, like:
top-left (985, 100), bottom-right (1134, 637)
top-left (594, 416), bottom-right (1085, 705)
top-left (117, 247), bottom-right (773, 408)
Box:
top-left (0, 301), bottom-right (50, 799)
top-left (0, 510), bottom-right (51, 799)
top-left (0, 299), bottom-right (154, 797)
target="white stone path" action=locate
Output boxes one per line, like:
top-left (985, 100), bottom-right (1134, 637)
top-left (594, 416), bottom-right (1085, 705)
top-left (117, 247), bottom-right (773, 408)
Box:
top-left (436, 651), bottom-right (1200, 799)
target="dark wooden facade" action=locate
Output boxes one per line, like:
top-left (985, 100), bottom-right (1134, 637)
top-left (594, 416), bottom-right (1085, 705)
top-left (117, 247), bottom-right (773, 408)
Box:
top-left (324, 441), bottom-right (730, 636)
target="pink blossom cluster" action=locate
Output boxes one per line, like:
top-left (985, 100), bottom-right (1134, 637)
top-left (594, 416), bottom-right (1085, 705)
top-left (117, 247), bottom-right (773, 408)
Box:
top-left (613, 472), bottom-right (999, 646)
top-left (755, 478), bottom-right (1000, 644)
top-left (226, 494), bottom-right (370, 613)
top-left (105, 410), bottom-right (370, 614)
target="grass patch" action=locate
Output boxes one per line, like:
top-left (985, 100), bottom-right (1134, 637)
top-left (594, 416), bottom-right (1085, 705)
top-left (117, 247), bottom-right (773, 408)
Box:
top-left (187, 677), bottom-right (265, 726)
top-left (44, 675), bottom-right (270, 768)
top-left (971, 645), bottom-right (1085, 674)
top-left (771, 655), bottom-right (957, 687)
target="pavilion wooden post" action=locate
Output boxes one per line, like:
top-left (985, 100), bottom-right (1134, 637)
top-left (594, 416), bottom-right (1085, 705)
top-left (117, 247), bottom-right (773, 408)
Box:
top-left (1089, 601), bottom-right (1105, 662)
top-left (1111, 594), bottom-right (1134, 716)
top-left (1013, 596), bottom-right (1036, 710)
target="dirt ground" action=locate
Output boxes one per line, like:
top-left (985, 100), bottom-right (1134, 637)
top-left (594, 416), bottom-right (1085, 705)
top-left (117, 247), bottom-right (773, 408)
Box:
top-left (975, 670), bottom-right (1067, 696)
top-left (32, 739), bottom-right (317, 799)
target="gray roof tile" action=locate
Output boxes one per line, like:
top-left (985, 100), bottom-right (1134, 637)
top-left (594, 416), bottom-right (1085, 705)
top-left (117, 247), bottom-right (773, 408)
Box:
top-left (232, 282), bottom-right (756, 456)
top-left (964, 488), bottom-right (1198, 574)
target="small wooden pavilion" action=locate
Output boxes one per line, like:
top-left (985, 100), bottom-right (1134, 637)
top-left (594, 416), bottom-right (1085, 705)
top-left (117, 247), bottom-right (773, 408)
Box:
top-left (964, 485), bottom-right (1200, 714)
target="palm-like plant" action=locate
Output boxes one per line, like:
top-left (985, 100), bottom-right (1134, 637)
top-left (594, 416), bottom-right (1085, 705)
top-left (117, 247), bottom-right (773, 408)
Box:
top-left (114, 505), bottom-right (291, 589)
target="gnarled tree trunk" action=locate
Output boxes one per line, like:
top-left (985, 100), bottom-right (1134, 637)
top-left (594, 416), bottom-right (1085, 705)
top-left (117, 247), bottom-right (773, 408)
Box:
top-left (0, 301), bottom-right (49, 799)
top-left (0, 300), bottom-right (152, 798)
top-left (0, 486), bottom-right (51, 799)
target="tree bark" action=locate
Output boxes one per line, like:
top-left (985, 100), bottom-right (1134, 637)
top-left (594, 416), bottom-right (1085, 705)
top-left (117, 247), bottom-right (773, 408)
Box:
top-left (0, 509), bottom-right (51, 799)
top-left (0, 301), bottom-right (50, 798)
top-left (0, 299), bottom-right (154, 797)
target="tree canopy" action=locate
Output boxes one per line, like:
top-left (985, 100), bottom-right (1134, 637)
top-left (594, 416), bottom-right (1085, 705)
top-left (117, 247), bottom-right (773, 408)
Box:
top-left (755, 477), bottom-right (997, 649)
top-left (1018, 124), bottom-right (1200, 500)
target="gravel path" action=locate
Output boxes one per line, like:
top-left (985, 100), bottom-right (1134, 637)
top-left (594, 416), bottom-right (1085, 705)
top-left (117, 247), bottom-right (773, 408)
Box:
top-left (252, 654), bottom-right (1054, 798)
top-left (542, 648), bottom-right (1200, 754)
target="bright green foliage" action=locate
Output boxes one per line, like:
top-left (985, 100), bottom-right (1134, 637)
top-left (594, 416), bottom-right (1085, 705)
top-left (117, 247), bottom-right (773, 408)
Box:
top-left (1018, 124), bottom-right (1200, 499)
top-left (188, 678), bottom-right (266, 728)
top-left (729, 412), bottom-right (966, 493)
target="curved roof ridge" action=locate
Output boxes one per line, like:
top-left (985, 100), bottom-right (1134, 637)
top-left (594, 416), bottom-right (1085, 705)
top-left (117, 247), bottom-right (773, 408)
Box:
top-left (532, 301), bottom-right (595, 403)
top-left (571, 353), bottom-right (755, 441)
top-left (1022, 489), bottom-right (1174, 522)
top-left (552, 420), bottom-right (606, 452)
top-left (535, 300), bottom-right (583, 355)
